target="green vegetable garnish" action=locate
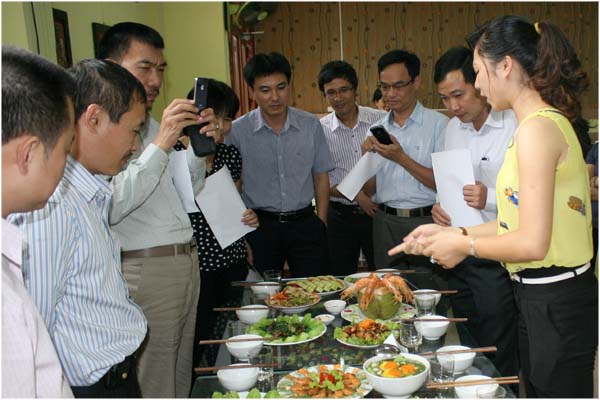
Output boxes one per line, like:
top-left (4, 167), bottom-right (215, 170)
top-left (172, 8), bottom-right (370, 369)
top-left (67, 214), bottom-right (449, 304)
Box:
top-left (246, 388), bottom-right (261, 398)
top-left (265, 389), bottom-right (280, 398)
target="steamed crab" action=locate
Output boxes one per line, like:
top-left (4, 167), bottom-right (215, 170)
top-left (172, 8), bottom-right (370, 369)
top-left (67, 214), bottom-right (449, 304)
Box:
top-left (341, 273), bottom-right (414, 310)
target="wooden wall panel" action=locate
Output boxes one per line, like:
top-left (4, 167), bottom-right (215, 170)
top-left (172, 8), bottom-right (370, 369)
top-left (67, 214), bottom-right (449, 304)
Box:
top-left (254, 2), bottom-right (597, 119)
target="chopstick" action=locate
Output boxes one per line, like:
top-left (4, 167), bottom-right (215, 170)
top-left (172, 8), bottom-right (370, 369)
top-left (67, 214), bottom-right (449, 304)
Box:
top-left (419, 346), bottom-right (497, 357)
top-left (231, 282), bottom-right (283, 287)
top-left (401, 317), bottom-right (468, 322)
top-left (413, 290), bottom-right (458, 295)
top-left (213, 307), bottom-right (270, 311)
top-left (426, 376), bottom-right (519, 389)
top-left (194, 363), bottom-right (279, 373)
top-left (198, 337), bottom-right (265, 345)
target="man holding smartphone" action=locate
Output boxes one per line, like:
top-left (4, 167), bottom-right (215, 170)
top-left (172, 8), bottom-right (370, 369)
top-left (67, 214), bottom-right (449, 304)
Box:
top-left (98, 23), bottom-right (217, 398)
top-left (318, 60), bottom-right (386, 275)
top-left (361, 49), bottom-right (448, 269)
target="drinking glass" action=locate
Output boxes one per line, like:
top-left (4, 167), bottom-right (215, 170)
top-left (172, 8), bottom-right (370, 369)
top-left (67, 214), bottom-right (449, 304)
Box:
top-left (415, 294), bottom-right (436, 316)
top-left (400, 320), bottom-right (422, 351)
top-left (430, 354), bottom-right (455, 397)
top-left (249, 346), bottom-right (274, 384)
top-left (476, 385), bottom-right (507, 398)
top-left (263, 269), bottom-right (282, 282)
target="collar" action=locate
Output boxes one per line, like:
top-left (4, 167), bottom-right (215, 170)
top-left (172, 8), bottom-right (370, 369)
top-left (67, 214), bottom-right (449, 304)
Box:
top-left (63, 156), bottom-right (112, 203)
top-left (252, 107), bottom-right (297, 133)
top-left (328, 104), bottom-right (371, 131)
top-left (2, 218), bottom-right (22, 266)
top-left (386, 101), bottom-right (424, 128)
top-left (458, 109), bottom-right (505, 133)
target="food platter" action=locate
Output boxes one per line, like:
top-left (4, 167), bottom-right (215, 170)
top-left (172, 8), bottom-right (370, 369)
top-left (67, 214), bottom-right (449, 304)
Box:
top-left (246, 314), bottom-right (327, 346)
top-left (264, 292), bottom-right (320, 314)
top-left (334, 319), bottom-right (399, 349)
top-left (266, 324), bottom-right (326, 347)
top-left (341, 304), bottom-right (415, 324)
top-left (286, 275), bottom-right (345, 297)
top-left (277, 364), bottom-right (372, 398)
top-left (335, 336), bottom-right (380, 349)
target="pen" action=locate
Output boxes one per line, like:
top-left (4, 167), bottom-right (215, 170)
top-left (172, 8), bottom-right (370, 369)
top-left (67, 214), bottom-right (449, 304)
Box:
top-left (481, 157), bottom-right (488, 161)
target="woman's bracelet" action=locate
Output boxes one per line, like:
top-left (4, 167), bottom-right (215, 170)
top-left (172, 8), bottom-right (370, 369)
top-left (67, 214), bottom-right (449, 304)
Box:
top-left (470, 237), bottom-right (478, 257)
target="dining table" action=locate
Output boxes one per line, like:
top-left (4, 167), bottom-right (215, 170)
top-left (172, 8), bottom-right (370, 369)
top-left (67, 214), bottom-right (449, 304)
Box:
top-left (190, 268), bottom-right (516, 398)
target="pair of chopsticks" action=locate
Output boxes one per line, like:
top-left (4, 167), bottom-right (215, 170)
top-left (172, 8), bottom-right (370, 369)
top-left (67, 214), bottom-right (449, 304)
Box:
top-left (414, 290), bottom-right (458, 295)
top-left (426, 375), bottom-right (519, 389)
top-left (419, 346), bottom-right (496, 357)
top-left (401, 317), bottom-right (468, 323)
top-left (231, 282), bottom-right (282, 287)
top-left (213, 306), bottom-right (269, 311)
top-left (194, 363), bottom-right (279, 373)
top-left (198, 337), bottom-right (265, 345)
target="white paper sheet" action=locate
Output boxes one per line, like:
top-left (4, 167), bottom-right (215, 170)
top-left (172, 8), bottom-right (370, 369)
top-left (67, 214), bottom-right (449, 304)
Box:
top-left (195, 165), bottom-right (256, 249)
top-left (171, 150), bottom-right (200, 213)
top-left (431, 149), bottom-right (484, 227)
top-left (337, 152), bottom-right (385, 201)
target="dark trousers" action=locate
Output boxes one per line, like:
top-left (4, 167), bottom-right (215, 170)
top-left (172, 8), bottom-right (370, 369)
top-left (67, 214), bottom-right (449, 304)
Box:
top-left (327, 206), bottom-right (374, 275)
top-left (513, 266), bottom-right (598, 398)
top-left (246, 213), bottom-right (327, 277)
top-left (447, 257), bottom-right (519, 378)
top-left (193, 260), bottom-right (247, 370)
top-left (71, 354), bottom-right (141, 398)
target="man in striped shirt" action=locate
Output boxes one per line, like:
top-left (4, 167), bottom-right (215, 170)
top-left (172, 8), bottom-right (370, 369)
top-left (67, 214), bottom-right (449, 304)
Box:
top-left (318, 61), bottom-right (387, 275)
top-left (9, 60), bottom-right (148, 397)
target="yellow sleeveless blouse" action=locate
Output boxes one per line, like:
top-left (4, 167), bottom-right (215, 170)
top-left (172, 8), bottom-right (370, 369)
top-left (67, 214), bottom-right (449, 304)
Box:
top-left (495, 109), bottom-right (592, 273)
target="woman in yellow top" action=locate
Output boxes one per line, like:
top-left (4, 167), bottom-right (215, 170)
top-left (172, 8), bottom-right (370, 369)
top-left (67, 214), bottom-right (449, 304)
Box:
top-left (390, 16), bottom-right (597, 398)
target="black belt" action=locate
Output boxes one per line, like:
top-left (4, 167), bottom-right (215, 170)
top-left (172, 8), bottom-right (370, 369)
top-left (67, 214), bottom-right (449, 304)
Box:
top-left (330, 202), bottom-right (365, 215)
top-left (102, 354), bottom-right (137, 390)
top-left (378, 204), bottom-right (433, 218)
top-left (255, 205), bottom-right (314, 223)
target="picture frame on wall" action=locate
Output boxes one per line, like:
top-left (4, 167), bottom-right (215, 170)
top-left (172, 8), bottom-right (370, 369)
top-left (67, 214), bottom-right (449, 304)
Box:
top-left (52, 8), bottom-right (72, 68)
top-left (92, 23), bottom-right (111, 58)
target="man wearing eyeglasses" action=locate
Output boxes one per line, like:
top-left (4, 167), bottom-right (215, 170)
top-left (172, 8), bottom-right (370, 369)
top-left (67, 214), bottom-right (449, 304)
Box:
top-left (362, 49), bottom-right (448, 269)
top-left (317, 61), bottom-right (387, 275)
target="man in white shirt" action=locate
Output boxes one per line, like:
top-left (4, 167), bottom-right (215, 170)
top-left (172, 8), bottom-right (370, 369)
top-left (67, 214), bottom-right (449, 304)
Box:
top-left (318, 60), bottom-right (386, 274)
top-left (433, 47), bottom-right (518, 379)
top-left (2, 46), bottom-right (74, 398)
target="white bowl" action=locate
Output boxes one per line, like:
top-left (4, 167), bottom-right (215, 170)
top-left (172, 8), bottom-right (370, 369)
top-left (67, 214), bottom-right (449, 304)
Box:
top-left (314, 314), bottom-right (335, 326)
top-left (236, 305), bottom-right (269, 324)
top-left (324, 300), bottom-right (346, 315)
top-left (437, 345), bottom-right (475, 373)
top-left (454, 374), bottom-right (497, 398)
top-left (225, 335), bottom-right (264, 361)
top-left (363, 354), bottom-right (430, 398)
top-left (414, 315), bottom-right (449, 340)
top-left (413, 289), bottom-right (442, 306)
top-left (217, 364), bottom-right (259, 391)
top-left (250, 281), bottom-right (279, 299)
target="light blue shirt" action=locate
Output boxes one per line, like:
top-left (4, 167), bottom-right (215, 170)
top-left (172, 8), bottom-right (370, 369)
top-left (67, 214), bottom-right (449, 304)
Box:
top-left (8, 156), bottom-right (147, 387)
top-left (372, 101), bottom-right (448, 208)
top-left (227, 107), bottom-right (334, 212)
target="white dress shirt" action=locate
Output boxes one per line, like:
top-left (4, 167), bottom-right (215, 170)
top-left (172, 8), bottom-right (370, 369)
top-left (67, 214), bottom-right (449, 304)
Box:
top-left (2, 219), bottom-right (73, 397)
top-left (443, 109), bottom-right (518, 222)
top-left (321, 105), bottom-right (387, 205)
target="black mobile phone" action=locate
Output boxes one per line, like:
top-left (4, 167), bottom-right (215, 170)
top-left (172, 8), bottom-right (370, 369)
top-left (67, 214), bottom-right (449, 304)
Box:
top-left (370, 125), bottom-right (393, 145)
top-left (183, 77), bottom-right (215, 157)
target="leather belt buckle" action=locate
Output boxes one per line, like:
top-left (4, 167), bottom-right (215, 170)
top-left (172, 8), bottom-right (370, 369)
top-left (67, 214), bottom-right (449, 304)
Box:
top-left (396, 208), bottom-right (411, 218)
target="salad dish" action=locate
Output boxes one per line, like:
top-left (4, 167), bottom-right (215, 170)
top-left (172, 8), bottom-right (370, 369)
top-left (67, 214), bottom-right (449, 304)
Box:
top-left (265, 287), bottom-right (320, 314)
top-left (341, 303), bottom-right (415, 324)
top-left (246, 314), bottom-right (326, 346)
top-left (333, 318), bottom-right (399, 348)
top-left (211, 389), bottom-right (281, 398)
top-left (286, 275), bottom-right (345, 296)
top-left (277, 364), bottom-right (372, 398)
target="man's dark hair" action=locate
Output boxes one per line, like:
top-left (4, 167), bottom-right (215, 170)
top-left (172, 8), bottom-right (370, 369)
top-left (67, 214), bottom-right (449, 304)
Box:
top-left (70, 59), bottom-right (147, 123)
top-left (186, 79), bottom-right (240, 119)
top-left (2, 46), bottom-right (76, 148)
top-left (377, 49), bottom-right (420, 80)
top-left (98, 22), bottom-right (164, 61)
top-left (243, 52), bottom-right (291, 88)
top-left (372, 88), bottom-right (383, 103)
top-left (433, 47), bottom-right (476, 85)
top-left (317, 60), bottom-right (358, 92)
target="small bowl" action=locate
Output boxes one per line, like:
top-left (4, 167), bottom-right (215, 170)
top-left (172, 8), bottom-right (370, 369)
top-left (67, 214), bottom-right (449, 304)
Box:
top-left (217, 364), bottom-right (259, 391)
top-left (250, 281), bottom-right (279, 299)
top-left (413, 289), bottom-right (442, 306)
top-left (314, 314), bottom-right (335, 326)
top-left (324, 299), bottom-right (346, 315)
top-left (225, 334), bottom-right (264, 361)
top-left (454, 374), bottom-right (497, 398)
top-left (363, 354), bottom-right (430, 398)
top-left (414, 315), bottom-right (449, 340)
top-left (236, 305), bottom-right (269, 324)
top-left (436, 345), bottom-right (475, 373)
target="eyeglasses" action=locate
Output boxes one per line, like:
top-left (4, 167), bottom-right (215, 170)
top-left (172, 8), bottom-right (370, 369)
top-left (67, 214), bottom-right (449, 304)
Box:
top-left (324, 87), bottom-right (354, 98)
top-left (377, 79), bottom-right (414, 92)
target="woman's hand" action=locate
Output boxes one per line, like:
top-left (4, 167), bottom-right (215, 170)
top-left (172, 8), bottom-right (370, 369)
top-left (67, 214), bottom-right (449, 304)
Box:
top-left (387, 223), bottom-right (445, 256)
top-left (421, 230), bottom-right (470, 269)
top-left (242, 209), bottom-right (259, 228)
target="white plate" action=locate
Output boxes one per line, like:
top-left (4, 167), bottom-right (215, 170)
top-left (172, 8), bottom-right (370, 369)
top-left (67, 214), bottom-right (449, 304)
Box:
top-left (335, 337), bottom-right (380, 349)
top-left (265, 323), bottom-right (327, 347)
top-left (341, 303), bottom-right (415, 323)
top-left (343, 272), bottom-right (386, 287)
top-left (277, 364), bottom-right (372, 398)
top-left (265, 293), bottom-right (321, 314)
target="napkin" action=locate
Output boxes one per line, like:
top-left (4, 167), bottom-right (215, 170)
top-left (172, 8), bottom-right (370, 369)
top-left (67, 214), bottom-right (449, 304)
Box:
top-left (384, 333), bottom-right (408, 353)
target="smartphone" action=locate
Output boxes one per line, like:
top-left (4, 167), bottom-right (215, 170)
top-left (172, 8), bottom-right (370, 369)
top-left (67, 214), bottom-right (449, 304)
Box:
top-left (370, 125), bottom-right (393, 145)
top-left (183, 77), bottom-right (215, 157)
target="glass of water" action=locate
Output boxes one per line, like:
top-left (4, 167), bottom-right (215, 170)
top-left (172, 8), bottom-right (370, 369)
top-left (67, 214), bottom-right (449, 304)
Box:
top-left (415, 293), bottom-right (436, 316)
top-left (400, 320), bottom-right (422, 351)
top-left (249, 346), bottom-right (274, 383)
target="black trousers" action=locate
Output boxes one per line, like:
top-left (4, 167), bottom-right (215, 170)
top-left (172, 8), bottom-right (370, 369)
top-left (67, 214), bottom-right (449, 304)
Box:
top-left (193, 260), bottom-right (247, 370)
top-left (513, 266), bottom-right (598, 398)
top-left (447, 257), bottom-right (519, 378)
top-left (327, 207), bottom-right (374, 275)
top-left (246, 213), bottom-right (328, 277)
top-left (71, 354), bottom-right (141, 398)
